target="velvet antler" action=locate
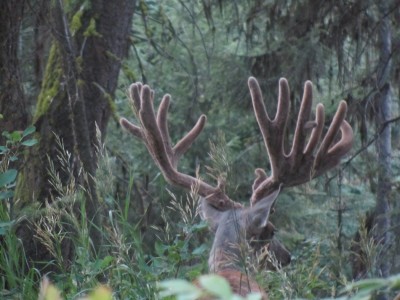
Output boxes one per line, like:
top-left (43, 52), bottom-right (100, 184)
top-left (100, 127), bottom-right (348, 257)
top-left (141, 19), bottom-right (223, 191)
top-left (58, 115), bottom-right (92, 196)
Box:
top-left (120, 78), bottom-right (353, 209)
top-left (249, 77), bottom-right (353, 204)
top-left (120, 82), bottom-right (239, 209)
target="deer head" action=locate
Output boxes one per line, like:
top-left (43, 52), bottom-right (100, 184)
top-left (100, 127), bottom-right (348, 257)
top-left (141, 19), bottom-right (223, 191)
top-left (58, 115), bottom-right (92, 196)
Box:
top-left (200, 186), bottom-right (291, 273)
top-left (120, 77), bottom-right (353, 298)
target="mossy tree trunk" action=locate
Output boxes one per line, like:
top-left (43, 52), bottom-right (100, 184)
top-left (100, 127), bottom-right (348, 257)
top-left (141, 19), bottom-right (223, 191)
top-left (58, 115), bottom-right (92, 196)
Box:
top-left (15, 0), bottom-right (136, 269)
top-left (0, 1), bottom-right (28, 144)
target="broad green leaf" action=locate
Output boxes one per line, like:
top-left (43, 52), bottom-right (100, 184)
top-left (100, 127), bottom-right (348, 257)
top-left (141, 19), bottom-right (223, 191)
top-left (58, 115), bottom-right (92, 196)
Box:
top-left (0, 146), bottom-right (8, 154)
top-left (192, 244), bottom-right (208, 255)
top-left (158, 279), bottom-right (201, 299)
top-left (22, 125), bottom-right (36, 138)
top-left (0, 191), bottom-right (14, 200)
top-left (198, 274), bottom-right (232, 298)
top-left (21, 138), bottom-right (38, 147)
top-left (10, 131), bottom-right (22, 142)
top-left (0, 169), bottom-right (18, 187)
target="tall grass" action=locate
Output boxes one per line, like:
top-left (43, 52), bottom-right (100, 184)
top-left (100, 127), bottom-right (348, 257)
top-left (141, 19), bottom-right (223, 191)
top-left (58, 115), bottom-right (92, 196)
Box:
top-left (1, 132), bottom-right (399, 299)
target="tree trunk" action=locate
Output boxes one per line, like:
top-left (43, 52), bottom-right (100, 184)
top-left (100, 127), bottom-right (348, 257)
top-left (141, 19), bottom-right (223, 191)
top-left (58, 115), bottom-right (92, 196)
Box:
top-left (373, 1), bottom-right (392, 297)
top-left (32, 0), bottom-right (51, 103)
top-left (15, 0), bottom-right (136, 269)
top-left (0, 1), bottom-right (28, 144)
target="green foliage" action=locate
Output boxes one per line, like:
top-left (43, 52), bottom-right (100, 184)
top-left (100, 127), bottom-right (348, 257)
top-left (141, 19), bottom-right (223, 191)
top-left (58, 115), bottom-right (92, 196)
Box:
top-left (0, 125), bottom-right (37, 227)
top-left (0, 228), bottom-right (38, 298)
top-left (84, 18), bottom-right (102, 37)
top-left (339, 273), bottom-right (400, 300)
top-left (1, 136), bottom-right (207, 299)
top-left (5, 0), bottom-right (400, 299)
top-left (159, 274), bottom-right (263, 300)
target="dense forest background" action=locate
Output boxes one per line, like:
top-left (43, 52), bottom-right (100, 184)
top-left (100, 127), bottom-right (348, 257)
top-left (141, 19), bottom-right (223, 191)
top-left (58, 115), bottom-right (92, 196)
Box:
top-left (0, 0), bottom-right (399, 299)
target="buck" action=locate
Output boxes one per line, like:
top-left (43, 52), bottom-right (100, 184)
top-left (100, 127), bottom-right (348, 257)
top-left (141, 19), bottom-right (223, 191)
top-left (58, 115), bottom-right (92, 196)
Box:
top-left (120, 77), bottom-right (353, 299)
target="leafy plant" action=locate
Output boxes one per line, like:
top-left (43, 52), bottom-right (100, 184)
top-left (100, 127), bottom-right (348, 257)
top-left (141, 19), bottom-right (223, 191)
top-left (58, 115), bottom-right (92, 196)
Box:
top-left (158, 274), bottom-right (263, 300)
top-left (0, 125), bottom-right (37, 231)
top-left (338, 273), bottom-right (400, 300)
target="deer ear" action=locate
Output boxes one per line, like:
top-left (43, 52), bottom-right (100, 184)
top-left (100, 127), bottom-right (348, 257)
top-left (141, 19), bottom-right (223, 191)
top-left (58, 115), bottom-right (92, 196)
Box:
top-left (248, 188), bottom-right (281, 229)
top-left (199, 197), bottom-right (225, 231)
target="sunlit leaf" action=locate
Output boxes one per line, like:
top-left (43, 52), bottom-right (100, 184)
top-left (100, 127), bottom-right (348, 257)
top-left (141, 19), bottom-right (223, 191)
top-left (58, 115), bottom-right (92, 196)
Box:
top-left (87, 286), bottom-right (112, 300)
top-left (198, 274), bottom-right (232, 298)
top-left (158, 279), bottom-right (201, 299)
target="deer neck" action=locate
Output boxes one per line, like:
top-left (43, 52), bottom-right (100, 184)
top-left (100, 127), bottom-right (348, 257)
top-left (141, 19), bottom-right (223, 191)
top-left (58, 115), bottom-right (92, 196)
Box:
top-left (208, 211), bottom-right (251, 273)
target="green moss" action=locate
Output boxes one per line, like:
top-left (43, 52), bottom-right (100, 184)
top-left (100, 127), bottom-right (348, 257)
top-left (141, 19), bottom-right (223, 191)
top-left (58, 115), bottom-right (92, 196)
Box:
top-left (75, 55), bottom-right (84, 73)
top-left (105, 51), bottom-right (120, 62)
top-left (70, 9), bottom-right (83, 34)
top-left (121, 62), bottom-right (136, 83)
top-left (34, 44), bottom-right (64, 123)
top-left (107, 93), bottom-right (119, 123)
top-left (77, 79), bottom-right (85, 88)
top-left (84, 18), bottom-right (102, 37)
top-left (139, 0), bottom-right (148, 16)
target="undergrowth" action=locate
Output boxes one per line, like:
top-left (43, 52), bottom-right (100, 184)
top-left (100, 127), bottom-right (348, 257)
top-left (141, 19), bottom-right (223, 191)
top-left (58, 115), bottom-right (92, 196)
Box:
top-left (0, 130), bottom-right (399, 299)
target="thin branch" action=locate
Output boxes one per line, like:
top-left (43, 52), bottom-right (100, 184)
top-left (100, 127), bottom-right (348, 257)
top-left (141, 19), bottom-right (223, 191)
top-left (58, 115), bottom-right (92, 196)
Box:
top-left (344, 115), bottom-right (399, 167)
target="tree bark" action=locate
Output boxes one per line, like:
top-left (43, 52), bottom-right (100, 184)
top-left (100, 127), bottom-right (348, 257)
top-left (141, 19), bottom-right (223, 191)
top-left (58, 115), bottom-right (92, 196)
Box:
top-left (0, 1), bottom-right (28, 144)
top-left (15, 0), bottom-right (136, 268)
top-left (374, 2), bottom-right (392, 297)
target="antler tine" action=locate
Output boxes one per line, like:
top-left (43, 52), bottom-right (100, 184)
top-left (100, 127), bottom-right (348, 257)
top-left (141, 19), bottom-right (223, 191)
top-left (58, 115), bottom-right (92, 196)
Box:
top-left (304, 103), bottom-right (325, 155)
top-left (120, 83), bottom-right (239, 209)
top-left (248, 77), bottom-right (290, 183)
top-left (129, 82), bottom-right (142, 113)
top-left (156, 92), bottom-right (210, 168)
top-left (250, 77), bottom-right (353, 205)
top-left (314, 101), bottom-right (353, 174)
top-left (289, 81), bottom-right (316, 158)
